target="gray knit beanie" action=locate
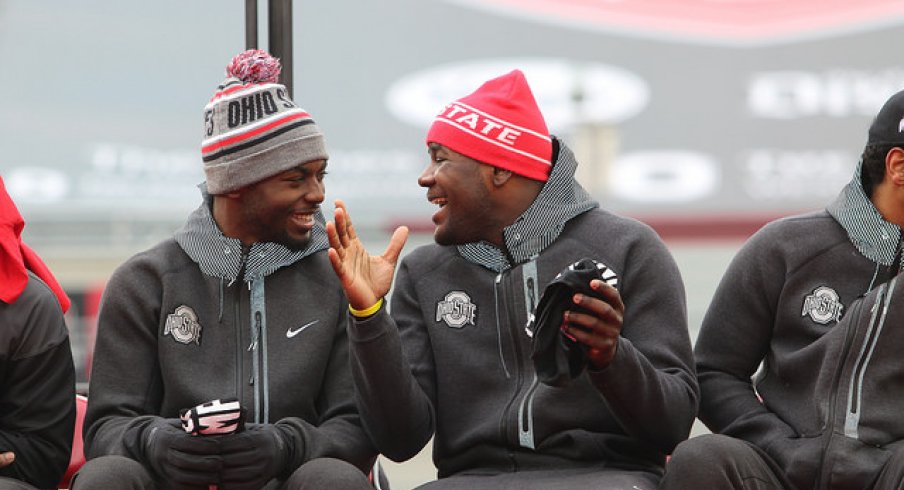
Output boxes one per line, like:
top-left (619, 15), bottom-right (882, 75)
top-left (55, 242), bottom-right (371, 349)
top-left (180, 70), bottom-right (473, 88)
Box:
top-left (201, 49), bottom-right (328, 194)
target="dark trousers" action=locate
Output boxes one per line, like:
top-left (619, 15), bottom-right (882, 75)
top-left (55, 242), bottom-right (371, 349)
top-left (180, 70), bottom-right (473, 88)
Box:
top-left (660, 434), bottom-right (904, 490)
top-left (70, 455), bottom-right (373, 490)
top-left (414, 467), bottom-right (659, 490)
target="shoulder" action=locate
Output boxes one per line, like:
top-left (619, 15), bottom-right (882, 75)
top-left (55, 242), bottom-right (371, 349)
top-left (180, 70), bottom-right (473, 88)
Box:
top-left (742, 210), bottom-right (841, 256)
top-left (0, 272), bottom-right (68, 358)
top-left (562, 209), bottom-right (670, 263)
top-left (110, 238), bottom-right (188, 279)
top-left (400, 242), bottom-right (458, 269)
top-left (570, 208), bottom-right (661, 241)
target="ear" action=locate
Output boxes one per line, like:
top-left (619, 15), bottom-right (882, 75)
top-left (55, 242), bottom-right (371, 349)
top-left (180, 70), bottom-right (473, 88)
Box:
top-left (491, 167), bottom-right (513, 187)
top-left (887, 147), bottom-right (904, 186)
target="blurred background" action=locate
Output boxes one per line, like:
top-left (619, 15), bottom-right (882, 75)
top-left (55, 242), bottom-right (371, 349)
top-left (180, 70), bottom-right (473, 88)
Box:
top-left (4, 0), bottom-right (904, 487)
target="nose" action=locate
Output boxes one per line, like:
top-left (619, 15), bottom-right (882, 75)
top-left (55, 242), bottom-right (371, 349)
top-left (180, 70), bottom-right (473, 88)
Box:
top-left (306, 180), bottom-right (325, 204)
top-left (417, 161), bottom-right (437, 188)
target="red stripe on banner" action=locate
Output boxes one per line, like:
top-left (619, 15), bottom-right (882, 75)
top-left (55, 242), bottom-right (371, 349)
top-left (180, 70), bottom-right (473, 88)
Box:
top-left (202, 112), bottom-right (309, 155)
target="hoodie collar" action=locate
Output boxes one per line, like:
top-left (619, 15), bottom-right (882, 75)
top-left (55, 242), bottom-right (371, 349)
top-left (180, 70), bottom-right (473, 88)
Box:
top-left (458, 137), bottom-right (598, 272)
top-left (174, 184), bottom-right (328, 283)
top-left (826, 160), bottom-right (902, 266)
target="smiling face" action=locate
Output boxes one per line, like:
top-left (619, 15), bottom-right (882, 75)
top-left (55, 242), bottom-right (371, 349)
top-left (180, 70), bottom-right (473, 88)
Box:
top-left (234, 159), bottom-right (327, 251)
top-left (419, 143), bottom-right (503, 246)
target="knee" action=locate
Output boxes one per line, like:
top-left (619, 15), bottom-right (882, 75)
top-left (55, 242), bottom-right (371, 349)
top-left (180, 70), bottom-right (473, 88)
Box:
top-left (668, 434), bottom-right (743, 474)
top-left (71, 455), bottom-right (153, 490)
top-left (283, 458), bottom-right (372, 490)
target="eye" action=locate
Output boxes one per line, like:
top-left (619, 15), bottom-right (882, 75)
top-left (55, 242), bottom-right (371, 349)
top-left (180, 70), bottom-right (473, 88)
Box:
top-left (316, 170), bottom-right (328, 182)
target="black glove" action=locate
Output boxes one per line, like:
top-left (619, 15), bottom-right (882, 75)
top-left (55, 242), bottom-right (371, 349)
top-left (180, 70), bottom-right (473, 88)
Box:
top-left (218, 423), bottom-right (293, 490)
top-left (528, 258), bottom-right (617, 387)
top-left (141, 417), bottom-right (222, 488)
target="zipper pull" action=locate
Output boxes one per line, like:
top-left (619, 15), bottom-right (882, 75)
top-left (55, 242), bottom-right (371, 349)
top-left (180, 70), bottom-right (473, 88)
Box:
top-left (248, 311), bottom-right (262, 351)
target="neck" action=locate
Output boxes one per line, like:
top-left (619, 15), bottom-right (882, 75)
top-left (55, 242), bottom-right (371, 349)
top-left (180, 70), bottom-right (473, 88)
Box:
top-left (871, 182), bottom-right (904, 229)
top-left (211, 195), bottom-right (252, 248)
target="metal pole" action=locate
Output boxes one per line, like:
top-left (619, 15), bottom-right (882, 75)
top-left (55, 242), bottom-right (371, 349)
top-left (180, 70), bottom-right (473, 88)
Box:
top-left (268, 0), bottom-right (293, 97)
top-left (245, 0), bottom-right (258, 50)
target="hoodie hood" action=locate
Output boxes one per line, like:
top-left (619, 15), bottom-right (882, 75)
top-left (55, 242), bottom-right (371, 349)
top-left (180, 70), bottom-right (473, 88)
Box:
top-left (174, 183), bottom-right (329, 283)
top-left (0, 176), bottom-right (70, 311)
top-left (826, 159), bottom-right (902, 267)
top-left (458, 137), bottom-right (598, 272)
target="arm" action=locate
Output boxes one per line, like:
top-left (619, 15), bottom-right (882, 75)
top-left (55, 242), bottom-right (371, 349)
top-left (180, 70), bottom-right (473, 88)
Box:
top-left (565, 232), bottom-right (698, 454)
top-left (83, 259), bottom-right (165, 460)
top-left (84, 257), bottom-right (219, 484)
top-left (694, 230), bottom-right (797, 449)
top-left (326, 200), bottom-right (434, 461)
top-left (0, 283), bottom-right (75, 489)
top-left (347, 264), bottom-right (437, 462)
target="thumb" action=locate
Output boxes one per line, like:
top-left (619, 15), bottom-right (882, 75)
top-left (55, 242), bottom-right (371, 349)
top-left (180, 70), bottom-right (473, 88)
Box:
top-left (382, 226), bottom-right (409, 265)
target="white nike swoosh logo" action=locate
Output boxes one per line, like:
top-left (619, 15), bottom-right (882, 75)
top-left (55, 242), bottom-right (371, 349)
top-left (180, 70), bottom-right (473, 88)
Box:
top-left (286, 320), bottom-right (320, 338)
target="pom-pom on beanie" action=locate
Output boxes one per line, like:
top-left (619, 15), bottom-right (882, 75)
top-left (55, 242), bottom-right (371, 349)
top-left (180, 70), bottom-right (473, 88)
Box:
top-left (201, 49), bottom-right (328, 194)
top-left (426, 70), bottom-right (552, 182)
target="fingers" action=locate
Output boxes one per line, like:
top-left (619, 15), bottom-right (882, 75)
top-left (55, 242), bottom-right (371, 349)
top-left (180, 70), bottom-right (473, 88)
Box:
top-left (334, 199), bottom-right (357, 244)
top-left (0, 452), bottom-right (14, 468)
top-left (327, 248), bottom-right (346, 280)
top-left (589, 279), bottom-right (624, 313)
top-left (561, 281), bottom-right (625, 369)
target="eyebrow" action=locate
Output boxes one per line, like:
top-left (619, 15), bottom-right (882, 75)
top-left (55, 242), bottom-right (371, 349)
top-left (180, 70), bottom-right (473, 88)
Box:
top-left (295, 161), bottom-right (328, 174)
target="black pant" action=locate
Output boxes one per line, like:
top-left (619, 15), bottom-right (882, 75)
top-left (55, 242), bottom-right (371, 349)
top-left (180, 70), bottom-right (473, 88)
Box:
top-left (660, 434), bottom-right (904, 490)
top-left (71, 455), bottom-right (374, 490)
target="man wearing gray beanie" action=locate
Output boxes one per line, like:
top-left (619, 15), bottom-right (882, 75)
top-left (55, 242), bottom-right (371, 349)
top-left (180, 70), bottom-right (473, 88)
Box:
top-left (71, 50), bottom-right (378, 490)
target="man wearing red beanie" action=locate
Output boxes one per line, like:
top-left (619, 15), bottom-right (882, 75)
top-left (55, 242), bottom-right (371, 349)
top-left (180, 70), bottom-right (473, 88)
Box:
top-left (328, 70), bottom-right (698, 488)
top-left (0, 176), bottom-right (76, 489)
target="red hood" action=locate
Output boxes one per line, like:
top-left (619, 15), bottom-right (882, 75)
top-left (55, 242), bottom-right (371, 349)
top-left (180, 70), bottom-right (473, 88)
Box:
top-left (0, 176), bottom-right (70, 312)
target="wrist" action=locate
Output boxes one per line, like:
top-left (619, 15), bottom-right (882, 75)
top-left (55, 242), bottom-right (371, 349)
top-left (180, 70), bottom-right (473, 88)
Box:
top-left (349, 297), bottom-right (384, 318)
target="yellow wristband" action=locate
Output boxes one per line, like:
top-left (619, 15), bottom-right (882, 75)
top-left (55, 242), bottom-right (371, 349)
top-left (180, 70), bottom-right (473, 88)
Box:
top-left (349, 298), bottom-right (384, 318)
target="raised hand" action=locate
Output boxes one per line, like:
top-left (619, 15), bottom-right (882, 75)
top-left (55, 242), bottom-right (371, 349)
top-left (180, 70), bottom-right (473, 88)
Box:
top-left (561, 279), bottom-right (625, 369)
top-left (326, 199), bottom-right (409, 310)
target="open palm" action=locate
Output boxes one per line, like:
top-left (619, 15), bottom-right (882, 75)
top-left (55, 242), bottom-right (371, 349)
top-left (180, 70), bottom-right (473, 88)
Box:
top-left (326, 200), bottom-right (409, 311)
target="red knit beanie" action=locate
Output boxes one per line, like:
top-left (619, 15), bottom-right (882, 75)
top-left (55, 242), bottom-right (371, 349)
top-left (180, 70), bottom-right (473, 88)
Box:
top-left (426, 70), bottom-right (552, 182)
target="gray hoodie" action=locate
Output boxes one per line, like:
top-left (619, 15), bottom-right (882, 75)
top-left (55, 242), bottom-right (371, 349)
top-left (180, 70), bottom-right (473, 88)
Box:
top-left (696, 162), bottom-right (903, 489)
top-left (349, 139), bottom-right (698, 479)
top-left (84, 188), bottom-right (375, 475)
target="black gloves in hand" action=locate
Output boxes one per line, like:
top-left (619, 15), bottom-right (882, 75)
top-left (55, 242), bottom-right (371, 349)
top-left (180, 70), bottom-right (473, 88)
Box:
top-left (142, 418), bottom-right (222, 488)
top-left (528, 258), bottom-right (617, 387)
top-left (218, 423), bottom-right (292, 490)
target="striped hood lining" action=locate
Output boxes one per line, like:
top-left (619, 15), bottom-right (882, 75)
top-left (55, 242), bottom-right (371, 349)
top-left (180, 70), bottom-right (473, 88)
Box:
top-left (458, 137), bottom-right (598, 272)
top-left (826, 159), bottom-right (902, 267)
top-left (174, 183), bottom-right (328, 283)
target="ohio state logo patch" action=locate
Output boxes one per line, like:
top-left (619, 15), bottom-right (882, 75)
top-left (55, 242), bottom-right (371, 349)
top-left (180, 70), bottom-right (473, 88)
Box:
top-left (801, 286), bottom-right (843, 325)
top-left (164, 305), bottom-right (202, 345)
top-left (436, 291), bottom-right (477, 329)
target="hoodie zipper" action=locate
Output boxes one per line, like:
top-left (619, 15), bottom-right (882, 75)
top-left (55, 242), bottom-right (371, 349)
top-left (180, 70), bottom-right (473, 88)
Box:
top-left (497, 271), bottom-right (521, 446)
top-left (814, 302), bottom-right (859, 490)
top-left (495, 261), bottom-right (542, 450)
top-left (518, 260), bottom-right (540, 449)
top-left (814, 283), bottom-right (889, 489)
top-left (248, 279), bottom-right (270, 424)
top-left (844, 281), bottom-right (895, 437)
top-left (842, 238), bottom-right (902, 438)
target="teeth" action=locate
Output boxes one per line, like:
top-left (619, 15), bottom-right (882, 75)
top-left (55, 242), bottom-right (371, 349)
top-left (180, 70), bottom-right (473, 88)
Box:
top-left (431, 198), bottom-right (448, 207)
